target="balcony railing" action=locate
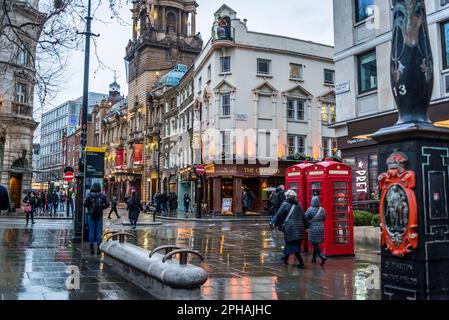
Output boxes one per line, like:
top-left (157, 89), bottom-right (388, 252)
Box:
top-left (11, 103), bottom-right (32, 117)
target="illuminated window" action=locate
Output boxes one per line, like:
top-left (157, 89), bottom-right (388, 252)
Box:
top-left (288, 135), bottom-right (306, 155)
top-left (290, 63), bottom-right (303, 80)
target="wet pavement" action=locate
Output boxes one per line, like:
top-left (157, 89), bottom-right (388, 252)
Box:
top-left (0, 215), bottom-right (381, 300)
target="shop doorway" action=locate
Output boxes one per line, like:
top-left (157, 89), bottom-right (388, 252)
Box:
top-left (243, 178), bottom-right (261, 212)
top-left (9, 174), bottom-right (22, 209)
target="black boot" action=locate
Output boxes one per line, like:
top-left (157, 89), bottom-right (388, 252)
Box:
top-left (90, 244), bottom-right (95, 255)
top-left (283, 254), bottom-right (289, 265)
top-left (319, 253), bottom-right (328, 266)
top-left (97, 244), bottom-right (102, 256)
top-left (295, 253), bottom-right (305, 269)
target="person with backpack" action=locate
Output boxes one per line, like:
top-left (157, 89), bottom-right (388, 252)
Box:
top-left (127, 191), bottom-right (143, 230)
top-left (108, 196), bottom-right (121, 220)
top-left (159, 192), bottom-right (169, 217)
top-left (0, 185), bottom-right (11, 214)
top-left (23, 191), bottom-right (38, 225)
top-left (50, 192), bottom-right (59, 216)
top-left (305, 196), bottom-right (328, 266)
top-left (83, 183), bottom-right (110, 255)
top-left (274, 190), bottom-right (307, 269)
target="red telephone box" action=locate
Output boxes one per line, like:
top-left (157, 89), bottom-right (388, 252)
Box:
top-left (286, 161), bottom-right (313, 252)
top-left (304, 159), bottom-right (354, 257)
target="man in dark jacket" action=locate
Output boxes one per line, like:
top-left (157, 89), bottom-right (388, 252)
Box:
top-left (84, 183), bottom-right (110, 255)
top-left (107, 196), bottom-right (121, 220)
top-left (0, 185), bottom-right (11, 214)
top-left (168, 192), bottom-right (178, 217)
top-left (159, 192), bottom-right (169, 217)
top-left (127, 191), bottom-right (143, 230)
top-left (270, 185), bottom-right (286, 226)
top-left (275, 190), bottom-right (306, 268)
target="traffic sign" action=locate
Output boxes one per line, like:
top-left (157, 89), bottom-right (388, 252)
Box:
top-left (64, 171), bottom-right (75, 182)
top-left (195, 165), bottom-right (205, 176)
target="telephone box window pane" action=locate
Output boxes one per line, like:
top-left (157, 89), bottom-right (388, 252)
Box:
top-left (311, 182), bottom-right (321, 198)
top-left (288, 182), bottom-right (299, 195)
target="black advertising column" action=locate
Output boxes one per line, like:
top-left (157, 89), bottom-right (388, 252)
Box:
top-left (372, 0), bottom-right (449, 300)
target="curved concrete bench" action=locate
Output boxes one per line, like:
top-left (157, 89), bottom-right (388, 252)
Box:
top-left (100, 237), bottom-right (208, 300)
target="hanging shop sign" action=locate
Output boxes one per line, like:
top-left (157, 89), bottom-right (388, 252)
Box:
top-left (133, 144), bottom-right (143, 166)
top-left (115, 148), bottom-right (124, 169)
top-left (355, 155), bottom-right (369, 200)
top-left (378, 150), bottom-right (418, 258)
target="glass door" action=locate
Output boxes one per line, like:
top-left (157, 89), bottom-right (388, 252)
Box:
top-left (333, 181), bottom-right (351, 245)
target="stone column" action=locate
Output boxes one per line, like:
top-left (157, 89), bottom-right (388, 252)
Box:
top-left (233, 177), bottom-right (242, 214)
top-left (162, 6), bottom-right (166, 31)
top-left (191, 12), bottom-right (196, 35)
top-left (212, 177), bottom-right (222, 213)
top-left (178, 9), bottom-right (182, 35)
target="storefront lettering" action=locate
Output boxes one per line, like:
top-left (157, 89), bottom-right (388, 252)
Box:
top-left (355, 157), bottom-right (369, 195)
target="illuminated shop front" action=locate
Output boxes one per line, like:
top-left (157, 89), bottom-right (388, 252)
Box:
top-left (204, 162), bottom-right (291, 215)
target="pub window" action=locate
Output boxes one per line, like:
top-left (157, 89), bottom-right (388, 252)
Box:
top-left (290, 63), bottom-right (303, 80)
top-left (287, 99), bottom-right (305, 121)
top-left (441, 21), bottom-right (449, 70)
top-left (257, 58), bottom-right (271, 75)
top-left (355, 0), bottom-right (375, 23)
top-left (221, 93), bottom-right (231, 116)
top-left (288, 135), bottom-right (306, 155)
top-left (221, 131), bottom-right (231, 157)
top-left (321, 103), bottom-right (336, 124)
top-left (15, 83), bottom-right (27, 104)
top-left (358, 50), bottom-right (377, 94)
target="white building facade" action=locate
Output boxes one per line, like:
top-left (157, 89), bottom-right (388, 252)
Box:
top-left (194, 5), bottom-right (336, 214)
top-left (333, 0), bottom-right (449, 200)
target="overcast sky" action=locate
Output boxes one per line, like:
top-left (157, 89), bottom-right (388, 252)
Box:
top-left (35, 0), bottom-right (334, 120)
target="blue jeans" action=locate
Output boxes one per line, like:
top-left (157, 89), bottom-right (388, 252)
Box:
top-left (162, 203), bottom-right (168, 216)
top-left (271, 208), bottom-right (280, 225)
top-left (88, 215), bottom-right (103, 245)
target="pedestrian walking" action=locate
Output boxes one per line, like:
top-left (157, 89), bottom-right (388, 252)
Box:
top-left (0, 185), bottom-right (11, 214)
top-left (242, 189), bottom-right (248, 214)
top-left (23, 192), bottom-right (38, 225)
top-left (274, 190), bottom-right (306, 269)
top-left (153, 192), bottom-right (161, 213)
top-left (60, 192), bottom-right (66, 211)
top-left (43, 192), bottom-right (49, 213)
top-left (127, 191), bottom-right (143, 229)
top-left (270, 185), bottom-right (286, 226)
top-left (159, 192), bottom-right (169, 217)
top-left (108, 196), bottom-right (121, 219)
top-left (50, 192), bottom-right (59, 216)
top-left (83, 183), bottom-right (110, 255)
top-left (183, 193), bottom-right (191, 217)
top-left (169, 192), bottom-right (178, 217)
top-left (247, 188), bottom-right (256, 211)
top-left (305, 196), bottom-right (328, 265)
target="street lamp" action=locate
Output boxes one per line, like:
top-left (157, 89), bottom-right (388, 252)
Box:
top-left (73, 0), bottom-right (99, 243)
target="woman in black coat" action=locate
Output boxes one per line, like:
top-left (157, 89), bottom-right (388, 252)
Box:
top-left (275, 190), bottom-right (306, 268)
top-left (23, 192), bottom-right (38, 224)
top-left (127, 191), bottom-right (143, 230)
top-left (0, 185), bottom-right (11, 212)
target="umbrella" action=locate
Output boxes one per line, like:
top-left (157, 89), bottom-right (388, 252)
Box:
top-left (264, 187), bottom-right (276, 192)
top-left (22, 189), bottom-right (37, 195)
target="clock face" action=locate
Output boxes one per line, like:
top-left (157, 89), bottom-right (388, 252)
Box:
top-left (383, 184), bottom-right (409, 238)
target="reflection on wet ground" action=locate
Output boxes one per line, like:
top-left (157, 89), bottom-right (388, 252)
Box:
top-left (0, 217), bottom-right (380, 300)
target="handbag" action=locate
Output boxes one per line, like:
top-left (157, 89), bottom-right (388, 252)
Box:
top-left (24, 203), bottom-right (32, 213)
top-left (281, 205), bottom-right (296, 232)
